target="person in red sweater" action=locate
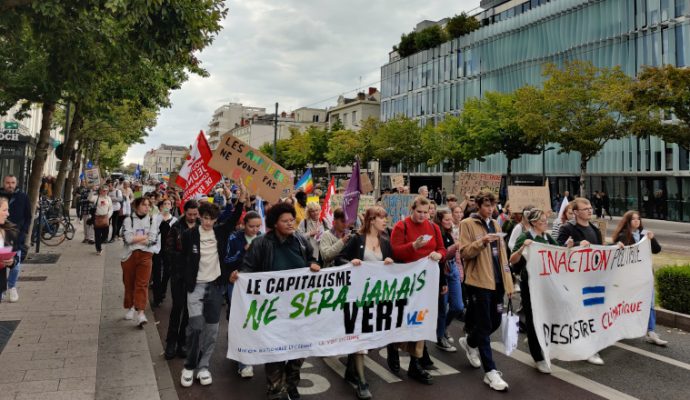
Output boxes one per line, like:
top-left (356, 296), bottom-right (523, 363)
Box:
top-left (388, 196), bottom-right (446, 385)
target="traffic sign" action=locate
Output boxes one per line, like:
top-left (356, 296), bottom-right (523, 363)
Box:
top-left (3, 121), bottom-right (18, 130)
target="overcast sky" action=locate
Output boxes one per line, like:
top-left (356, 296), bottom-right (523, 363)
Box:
top-left (124, 0), bottom-right (482, 165)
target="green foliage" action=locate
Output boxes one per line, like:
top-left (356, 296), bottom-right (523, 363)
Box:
top-left (326, 130), bottom-right (359, 167)
top-left (515, 60), bottom-right (636, 196)
top-left (656, 264), bottom-right (690, 314)
top-left (462, 91), bottom-right (541, 182)
top-left (445, 13), bottom-right (480, 39)
top-left (414, 25), bottom-right (446, 51)
top-left (305, 126), bottom-right (331, 166)
top-left (396, 31), bottom-right (418, 58)
top-left (633, 65), bottom-right (690, 151)
top-left (259, 139), bottom-right (291, 169)
top-left (373, 115), bottom-right (427, 172)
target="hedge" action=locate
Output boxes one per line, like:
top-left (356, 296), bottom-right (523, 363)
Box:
top-left (655, 264), bottom-right (690, 314)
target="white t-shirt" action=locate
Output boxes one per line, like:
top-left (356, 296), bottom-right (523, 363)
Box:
top-left (197, 227), bottom-right (220, 283)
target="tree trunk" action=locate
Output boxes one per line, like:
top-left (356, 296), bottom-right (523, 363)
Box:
top-left (65, 147), bottom-right (83, 210)
top-left (451, 159), bottom-right (457, 194)
top-left (579, 156), bottom-right (587, 198)
top-left (26, 102), bottom-right (57, 248)
top-left (506, 158), bottom-right (513, 187)
top-left (54, 103), bottom-right (82, 203)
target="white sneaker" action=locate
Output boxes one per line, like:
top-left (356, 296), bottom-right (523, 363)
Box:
top-left (484, 369), bottom-right (509, 391)
top-left (239, 365), bottom-right (254, 378)
top-left (458, 336), bottom-right (481, 368)
top-left (444, 331), bottom-right (455, 344)
top-left (8, 287), bottom-right (18, 303)
top-left (535, 361), bottom-right (552, 374)
top-left (645, 331), bottom-right (668, 346)
top-left (124, 307), bottom-right (135, 320)
top-left (513, 283), bottom-right (521, 293)
top-left (197, 369), bottom-right (212, 385)
top-left (180, 368), bottom-right (194, 387)
top-left (587, 353), bottom-right (604, 365)
top-left (137, 313), bottom-right (148, 327)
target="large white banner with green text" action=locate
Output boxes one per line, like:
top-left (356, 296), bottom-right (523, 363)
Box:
top-left (227, 258), bottom-right (439, 364)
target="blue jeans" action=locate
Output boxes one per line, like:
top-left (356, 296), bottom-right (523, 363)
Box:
top-left (7, 261), bottom-right (21, 289)
top-left (648, 290), bottom-right (656, 332)
top-left (227, 282), bottom-right (249, 370)
top-left (436, 260), bottom-right (465, 339)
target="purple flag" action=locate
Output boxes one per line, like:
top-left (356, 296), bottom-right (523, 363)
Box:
top-left (343, 159), bottom-right (361, 224)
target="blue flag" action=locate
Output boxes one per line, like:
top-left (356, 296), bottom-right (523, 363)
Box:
top-left (133, 164), bottom-right (141, 179)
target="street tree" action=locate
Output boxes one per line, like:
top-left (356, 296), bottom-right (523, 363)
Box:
top-left (516, 61), bottom-right (636, 197)
top-left (373, 115), bottom-right (427, 182)
top-left (633, 65), bottom-right (690, 151)
top-left (462, 91), bottom-right (541, 185)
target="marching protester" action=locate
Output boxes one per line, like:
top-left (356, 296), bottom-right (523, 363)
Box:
top-left (179, 186), bottom-right (245, 388)
top-left (319, 208), bottom-right (351, 268)
top-left (428, 200), bottom-right (437, 221)
top-left (434, 209), bottom-right (464, 353)
top-left (91, 185), bottom-right (113, 255)
top-left (612, 211), bottom-right (667, 346)
top-left (224, 210), bottom-right (263, 378)
top-left (163, 200), bottom-right (200, 360)
top-left (294, 191), bottom-right (308, 226)
top-left (297, 202), bottom-right (327, 260)
top-left (121, 197), bottom-right (158, 327)
top-left (509, 208), bottom-right (564, 374)
top-left (232, 202), bottom-right (321, 400)
top-left (551, 201), bottom-right (574, 238)
top-left (108, 179), bottom-right (125, 242)
top-left (337, 206), bottom-right (394, 400)
top-left (450, 204), bottom-right (463, 239)
top-left (2, 175), bottom-right (30, 303)
top-left (389, 195), bottom-right (446, 385)
top-left (459, 190), bottom-right (514, 391)
top-left (151, 199), bottom-right (177, 307)
top-left (556, 197), bottom-right (606, 365)
top-left (0, 196), bottom-right (21, 304)
top-left (507, 205), bottom-right (534, 251)
top-left (80, 184), bottom-right (96, 244)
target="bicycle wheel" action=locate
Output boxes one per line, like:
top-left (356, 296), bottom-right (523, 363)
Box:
top-left (41, 219), bottom-right (66, 246)
top-left (64, 220), bottom-right (75, 240)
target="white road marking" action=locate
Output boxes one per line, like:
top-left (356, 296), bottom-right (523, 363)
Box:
top-left (614, 342), bottom-right (690, 372)
top-left (491, 342), bottom-right (639, 400)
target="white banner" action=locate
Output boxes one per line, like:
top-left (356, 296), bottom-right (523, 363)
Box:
top-left (228, 258), bottom-right (439, 364)
top-left (525, 239), bottom-right (653, 363)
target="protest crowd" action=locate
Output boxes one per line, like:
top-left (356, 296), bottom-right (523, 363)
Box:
top-left (0, 134), bottom-right (669, 400)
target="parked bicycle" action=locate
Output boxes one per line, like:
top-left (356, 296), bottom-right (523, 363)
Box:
top-left (31, 197), bottom-right (74, 246)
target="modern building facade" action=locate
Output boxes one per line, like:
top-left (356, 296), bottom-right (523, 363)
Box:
top-left (328, 88), bottom-right (381, 131)
top-left (207, 103), bottom-right (266, 149)
top-left (142, 144), bottom-right (188, 175)
top-left (380, 0), bottom-right (690, 221)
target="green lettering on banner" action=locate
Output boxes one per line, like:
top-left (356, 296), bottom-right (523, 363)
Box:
top-left (290, 286), bottom-right (350, 318)
top-left (243, 297), bottom-right (279, 330)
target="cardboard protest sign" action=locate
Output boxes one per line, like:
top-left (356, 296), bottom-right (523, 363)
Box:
top-left (391, 174), bottom-right (405, 189)
top-left (525, 239), bottom-right (653, 364)
top-left (84, 168), bottom-right (101, 187)
top-left (330, 194), bottom-right (375, 217)
top-left (360, 173), bottom-right (374, 194)
top-left (508, 185), bottom-right (551, 213)
top-left (209, 134), bottom-right (292, 203)
top-left (454, 172), bottom-right (501, 197)
top-left (381, 194), bottom-right (417, 225)
top-left (227, 258), bottom-right (439, 364)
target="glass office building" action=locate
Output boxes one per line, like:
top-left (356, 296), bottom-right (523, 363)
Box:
top-left (380, 0), bottom-right (690, 221)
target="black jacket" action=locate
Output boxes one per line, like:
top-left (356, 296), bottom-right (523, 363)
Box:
top-left (164, 218), bottom-right (199, 276)
top-left (241, 230), bottom-right (316, 273)
top-left (335, 233), bottom-right (393, 266)
top-left (614, 230), bottom-right (662, 254)
top-left (557, 221), bottom-right (603, 246)
top-left (181, 202), bottom-right (243, 292)
top-left (3, 190), bottom-right (31, 260)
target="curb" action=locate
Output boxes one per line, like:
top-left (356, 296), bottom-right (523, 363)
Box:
top-left (655, 307), bottom-right (690, 332)
top-left (144, 305), bottom-right (180, 400)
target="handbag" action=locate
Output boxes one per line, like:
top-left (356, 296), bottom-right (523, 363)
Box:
top-left (500, 299), bottom-right (520, 356)
top-left (94, 214), bottom-right (109, 229)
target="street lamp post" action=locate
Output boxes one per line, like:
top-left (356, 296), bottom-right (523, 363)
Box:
top-left (542, 145), bottom-right (556, 185)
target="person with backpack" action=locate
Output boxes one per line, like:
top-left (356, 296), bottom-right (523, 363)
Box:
top-left (108, 180), bottom-right (125, 242)
top-left (91, 185), bottom-right (113, 256)
top-left (151, 199), bottom-right (177, 307)
top-left (121, 197), bottom-right (159, 327)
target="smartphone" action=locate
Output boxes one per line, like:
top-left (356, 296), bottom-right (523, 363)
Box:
top-left (421, 234), bottom-right (432, 241)
top-left (136, 229), bottom-right (145, 236)
top-left (493, 232), bottom-right (507, 238)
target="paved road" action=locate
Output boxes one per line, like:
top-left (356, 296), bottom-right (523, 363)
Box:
top-left (152, 298), bottom-right (690, 400)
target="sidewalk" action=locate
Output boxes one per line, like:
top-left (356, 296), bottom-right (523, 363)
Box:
top-left (0, 217), bottom-right (173, 400)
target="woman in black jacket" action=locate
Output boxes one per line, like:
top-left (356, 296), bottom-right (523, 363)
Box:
top-left (612, 210), bottom-right (667, 346)
top-left (0, 196), bottom-right (20, 303)
top-left (337, 206), bottom-right (393, 400)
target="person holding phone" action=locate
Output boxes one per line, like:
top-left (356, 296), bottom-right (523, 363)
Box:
top-left (459, 190), bottom-right (514, 391)
top-left (389, 196), bottom-right (446, 385)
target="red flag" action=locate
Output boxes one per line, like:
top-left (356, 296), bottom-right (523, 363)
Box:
top-left (320, 177), bottom-right (335, 227)
top-left (176, 131), bottom-right (221, 209)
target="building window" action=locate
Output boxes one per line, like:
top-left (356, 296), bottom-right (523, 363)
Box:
top-left (312, 115), bottom-right (319, 122)
top-left (677, 0), bottom-right (690, 17)
top-left (676, 24), bottom-right (689, 67)
top-left (343, 113), bottom-right (348, 126)
top-left (352, 111), bottom-right (357, 125)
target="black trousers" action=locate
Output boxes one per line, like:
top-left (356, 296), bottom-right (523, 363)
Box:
top-left (520, 278), bottom-right (544, 362)
top-left (94, 226), bottom-right (109, 252)
top-left (165, 273), bottom-right (188, 350)
top-left (151, 253), bottom-right (171, 304)
top-left (265, 359), bottom-right (304, 398)
top-left (465, 285), bottom-right (504, 372)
